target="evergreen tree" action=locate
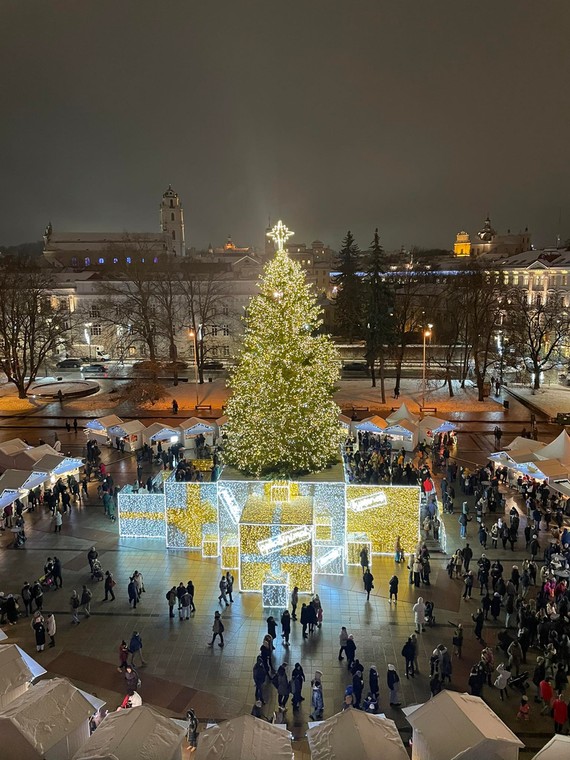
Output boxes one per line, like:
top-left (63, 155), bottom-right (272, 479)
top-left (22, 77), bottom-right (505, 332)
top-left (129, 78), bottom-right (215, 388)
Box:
top-left (224, 243), bottom-right (341, 477)
top-left (333, 231), bottom-right (363, 342)
top-left (363, 228), bottom-right (395, 401)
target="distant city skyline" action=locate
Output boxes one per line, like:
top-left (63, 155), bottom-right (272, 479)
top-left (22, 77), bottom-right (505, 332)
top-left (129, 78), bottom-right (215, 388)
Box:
top-left (1, 1), bottom-right (569, 250)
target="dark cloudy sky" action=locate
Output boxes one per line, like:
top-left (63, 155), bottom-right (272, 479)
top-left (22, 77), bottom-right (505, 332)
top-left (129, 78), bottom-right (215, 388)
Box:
top-left (2, 1), bottom-right (569, 251)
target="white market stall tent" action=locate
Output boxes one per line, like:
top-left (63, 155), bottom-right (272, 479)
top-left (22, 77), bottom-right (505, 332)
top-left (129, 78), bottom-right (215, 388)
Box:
top-left (355, 415), bottom-right (388, 435)
top-left (536, 429), bottom-right (570, 465)
top-left (405, 690), bottom-right (523, 760)
top-left (0, 644), bottom-right (45, 710)
top-left (383, 419), bottom-right (419, 452)
top-left (418, 415), bottom-right (458, 443)
top-left (143, 423), bottom-right (181, 447)
top-left (307, 708), bottom-right (408, 760)
top-left (386, 401), bottom-right (420, 425)
top-left (71, 704), bottom-right (185, 760)
top-left (195, 714), bottom-right (293, 760)
top-left (531, 734), bottom-right (570, 759)
top-left (178, 417), bottom-right (216, 456)
top-left (9, 444), bottom-right (61, 471)
top-left (107, 420), bottom-right (146, 452)
top-left (0, 439), bottom-right (30, 470)
top-left (505, 436), bottom-right (546, 453)
top-left (0, 469), bottom-right (50, 493)
top-left (0, 677), bottom-right (95, 760)
top-left (84, 415), bottom-right (124, 445)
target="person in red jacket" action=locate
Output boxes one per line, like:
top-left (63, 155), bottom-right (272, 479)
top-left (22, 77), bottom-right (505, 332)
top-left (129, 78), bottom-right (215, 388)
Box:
top-left (552, 694), bottom-right (568, 734)
top-left (539, 677), bottom-right (554, 715)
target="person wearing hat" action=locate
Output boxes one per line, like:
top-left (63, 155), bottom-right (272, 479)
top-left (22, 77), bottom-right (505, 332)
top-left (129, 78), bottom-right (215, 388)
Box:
top-left (251, 700), bottom-right (267, 721)
top-left (386, 664), bottom-right (401, 706)
top-left (516, 694), bottom-right (530, 720)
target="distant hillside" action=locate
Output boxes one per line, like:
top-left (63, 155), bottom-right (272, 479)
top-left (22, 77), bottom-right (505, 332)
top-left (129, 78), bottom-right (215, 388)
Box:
top-left (0, 241), bottom-right (44, 257)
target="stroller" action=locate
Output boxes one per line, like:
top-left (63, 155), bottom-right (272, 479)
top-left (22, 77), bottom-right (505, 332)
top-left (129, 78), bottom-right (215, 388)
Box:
top-left (508, 671), bottom-right (529, 694)
top-left (496, 629), bottom-right (516, 655)
top-left (91, 559), bottom-right (104, 581)
top-left (425, 600), bottom-right (436, 626)
top-left (39, 573), bottom-right (54, 589)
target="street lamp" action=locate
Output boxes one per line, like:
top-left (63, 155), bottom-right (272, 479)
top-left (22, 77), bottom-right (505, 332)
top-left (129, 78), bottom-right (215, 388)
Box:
top-left (188, 329), bottom-right (199, 408)
top-left (84, 322), bottom-right (92, 360)
top-left (422, 324), bottom-right (433, 409)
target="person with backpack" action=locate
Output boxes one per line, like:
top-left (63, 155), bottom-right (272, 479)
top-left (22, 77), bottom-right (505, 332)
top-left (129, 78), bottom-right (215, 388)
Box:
top-left (207, 610), bottom-right (224, 647)
top-left (104, 570), bottom-right (116, 601)
top-left (129, 631), bottom-right (146, 666)
top-left (166, 587), bottom-right (177, 618)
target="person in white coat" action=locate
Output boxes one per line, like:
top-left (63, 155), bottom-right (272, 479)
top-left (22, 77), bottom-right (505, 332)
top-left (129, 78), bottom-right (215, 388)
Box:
top-left (413, 597), bottom-right (426, 633)
top-left (45, 612), bottom-right (57, 648)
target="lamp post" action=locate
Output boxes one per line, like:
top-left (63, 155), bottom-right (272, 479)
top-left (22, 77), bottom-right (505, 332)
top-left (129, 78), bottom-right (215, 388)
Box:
top-left (189, 329), bottom-right (199, 407)
top-left (422, 324), bottom-right (433, 409)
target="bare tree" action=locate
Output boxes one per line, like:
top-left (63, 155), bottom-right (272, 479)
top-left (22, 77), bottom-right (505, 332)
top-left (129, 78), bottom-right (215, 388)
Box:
top-left (505, 288), bottom-right (570, 391)
top-left (390, 272), bottom-right (427, 397)
top-left (0, 262), bottom-right (72, 398)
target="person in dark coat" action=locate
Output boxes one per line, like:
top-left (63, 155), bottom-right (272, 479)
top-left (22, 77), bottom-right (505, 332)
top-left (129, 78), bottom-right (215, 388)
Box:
top-left (369, 666), bottom-right (379, 700)
top-left (352, 669), bottom-right (364, 709)
top-left (363, 569), bottom-right (374, 601)
top-left (267, 615), bottom-right (277, 641)
top-left (300, 603), bottom-right (309, 639)
top-left (291, 663), bottom-right (305, 709)
top-left (490, 592), bottom-right (501, 621)
top-left (472, 608), bottom-right (484, 641)
top-left (402, 637), bottom-right (416, 677)
top-left (5, 595), bottom-right (18, 625)
top-left (306, 602), bottom-right (317, 634)
top-left (388, 575), bottom-right (399, 603)
top-left (281, 609), bottom-right (291, 646)
top-left (128, 578), bottom-right (138, 608)
top-left (360, 547), bottom-right (369, 574)
top-left (33, 616), bottom-right (46, 651)
top-left (345, 634), bottom-right (357, 670)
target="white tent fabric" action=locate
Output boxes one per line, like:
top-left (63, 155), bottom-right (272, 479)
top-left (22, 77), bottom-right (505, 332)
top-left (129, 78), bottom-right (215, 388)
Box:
top-left (508, 450), bottom-right (540, 465)
top-left (531, 734), bottom-right (570, 759)
top-left (71, 705), bottom-right (185, 760)
top-left (216, 415), bottom-right (228, 429)
top-left (178, 417), bottom-right (215, 434)
top-left (108, 420), bottom-right (146, 437)
top-left (144, 423), bottom-right (181, 443)
top-left (505, 437), bottom-right (546, 453)
top-left (307, 709), bottom-right (408, 760)
top-left (355, 415), bottom-right (387, 433)
top-left (85, 415), bottom-right (124, 432)
top-left (536, 430), bottom-right (570, 465)
top-left (0, 645), bottom-right (38, 710)
top-left (418, 415), bottom-right (448, 432)
top-left (550, 478), bottom-right (570, 498)
top-left (0, 439), bottom-right (29, 457)
top-left (405, 690), bottom-right (523, 760)
top-left (195, 714), bottom-right (292, 760)
top-left (526, 459), bottom-right (568, 479)
top-left (0, 677), bottom-right (94, 760)
top-left (386, 402), bottom-right (420, 424)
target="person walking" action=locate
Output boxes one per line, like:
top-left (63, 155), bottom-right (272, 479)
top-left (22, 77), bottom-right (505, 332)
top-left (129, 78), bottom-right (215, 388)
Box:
top-left (129, 631), bottom-right (146, 666)
top-left (291, 662), bottom-right (305, 709)
top-left (413, 597), bottom-right (426, 633)
top-left (345, 634), bottom-right (356, 670)
top-left (54, 510), bottom-right (63, 533)
top-left (207, 610), bottom-right (224, 647)
top-left (281, 609), bottom-right (291, 646)
top-left (462, 571), bottom-right (474, 600)
top-left (363, 568), bottom-right (374, 601)
top-left (21, 582), bottom-right (33, 616)
top-left (472, 608), bottom-right (484, 641)
top-left (128, 577), bottom-right (138, 609)
top-left (552, 693), bottom-right (568, 733)
top-left (267, 615), bottom-right (278, 643)
top-left (276, 665), bottom-right (290, 708)
top-left (494, 663), bottom-right (511, 701)
top-left (187, 580), bottom-right (196, 612)
top-left (80, 585), bottom-right (92, 617)
top-left (452, 623), bottom-right (463, 658)
top-left (462, 543), bottom-right (473, 572)
top-left (338, 626), bottom-right (349, 660)
top-left (117, 640), bottom-right (129, 672)
top-left (369, 666), bottom-right (379, 701)
top-left (52, 557), bottom-right (63, 588)
top-left (253, 656), bottom-right (267, 702)
top-left (225, 571), bottom-right (234, 603)
top-left (310, 679), bottom-right (324, 721)
top-left (32, 615), bottom-right (46, 652)
top-left (352, 668), bottom-right (364, 709)
top-left (300, 603), bottom-right (309, 639)
top-left (388, 574), bottom-right (399, 604)
top-left (402, 637), bottom-right (416, 678)
top-left (70, 590), bottom-right (80, 625)
top-left (359, 546), bottom-right (369, 574)
top-left (104, 571), bottom-right (116, 601)
top-left (218, 576), bottom-right (229, 606)
top-left (291, 586), bottom-right (298, 620)
top-left (166, 587), bottom-right (177, 618)
top-left (387, 664), bottom-right (401, 706)
top-left (45, 612), bottom-right (56, 647)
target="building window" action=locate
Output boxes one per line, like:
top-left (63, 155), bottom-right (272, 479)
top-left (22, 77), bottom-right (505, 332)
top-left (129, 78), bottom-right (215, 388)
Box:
top-left (222, 304), bottom-right (229, 316)
top-left (170, 199), bottom-right (174, 208)
top-left (211, 347), bottom-right (219, 357)
top-left (222, 345), bottom-right (230, 357)
top-left (98, 258), bottom-right (105, 265)
top-left (84, 257), bottom-right (91, 266)
top-left (221, 324), bottom-right (229, 336)
top-left (171, 212), bottom-right (175, 221)
top-left (211, 325), bottom-right (219, 337)
top-left (91, 324), bottom-right (102, 337)
top-left (89, 306), bottom-right (101, 319)
top-left (172, 230), bottom-right (176, 240)
top-left (71, 257), bottom-right (78, 267)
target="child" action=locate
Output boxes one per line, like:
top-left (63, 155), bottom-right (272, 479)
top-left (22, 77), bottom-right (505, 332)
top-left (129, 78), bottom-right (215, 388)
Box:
top-left (517, 695), bottom-right (530, 720)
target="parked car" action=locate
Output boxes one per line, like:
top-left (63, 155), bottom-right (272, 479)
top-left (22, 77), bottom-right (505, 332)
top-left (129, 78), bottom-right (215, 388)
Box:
top-left (342, 362), bottom-right (368, 373)
top-left (56, 358), bottom-right (83, 369)
top-left (203, 360), bottom-right (224, 370)
top-left (82, 364), bottom-right (108, 374)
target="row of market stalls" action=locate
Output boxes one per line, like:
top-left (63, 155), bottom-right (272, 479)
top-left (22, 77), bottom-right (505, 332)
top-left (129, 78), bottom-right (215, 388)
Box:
top-left (85, 414), bottom-right (217, 456)
top-left (489, 429), bottom-right (570, 499)
top-left (0, 439), bottom-right (85, 514)
top-left (342, 401), bottom-right (458, 453)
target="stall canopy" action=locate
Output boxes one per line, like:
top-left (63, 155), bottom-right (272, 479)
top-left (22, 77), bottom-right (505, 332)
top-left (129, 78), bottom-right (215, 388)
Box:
top-left (405, 690), bottom-right (523, 760)
top-left (0, 677), bottom-right (94, 760)
top-left (33, 455), bottom-right (84, 477)
top-left (536, 430), bottom-right (570, 465)
top-left (386, 402), bottom-right (420, 425)
top-left (144, 423), bottom-right (181, 443)
top-left (505, 437), bottom-right (546, 453)
top-left (0, 470), bottom-right (49, 495)
top-left (216, 415), bottom-right (228, 430)
top-left (531, 734), bottom-right (570, 759)
top-left (307, 709), bottom-right (408, 760)
top-left (179, 417), bottom-right (215, 435)
top-left (355, 415), bottom-right (387, 434)
top-left (550, 478), bottom-right (570, 498)
top-left (418, 416), bottom-right (457, 434)
top-left (195, 715), bottom-right (292, 760)
top-left (108, 420), bottom-right (146, 439)
top-left (526, 459), bottom-right (568, 479)
top-left (338, 413), bottom-right (352, 428)
top-left (84, 415), bottom-right (124, 433)
top-left (384, 419), bottom-right (418, 439)
top-left (71, 705), bottom-right (185, 760)
top-left (0, 645), bottom-right (44, 710)
top-left (8, 444), bottom-right (61, 471)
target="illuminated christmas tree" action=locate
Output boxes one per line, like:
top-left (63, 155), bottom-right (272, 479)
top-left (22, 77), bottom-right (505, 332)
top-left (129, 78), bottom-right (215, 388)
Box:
top-left (224, 221), bottom-right (342, 477)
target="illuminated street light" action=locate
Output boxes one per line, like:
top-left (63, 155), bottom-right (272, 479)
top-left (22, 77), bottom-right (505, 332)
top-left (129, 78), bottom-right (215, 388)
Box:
top-left (422, 324), bottom-right (433, 409)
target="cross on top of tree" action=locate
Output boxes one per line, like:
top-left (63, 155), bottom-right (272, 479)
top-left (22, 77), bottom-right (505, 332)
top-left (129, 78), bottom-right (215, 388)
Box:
top-left (267, 220), bottom-right (294, 252)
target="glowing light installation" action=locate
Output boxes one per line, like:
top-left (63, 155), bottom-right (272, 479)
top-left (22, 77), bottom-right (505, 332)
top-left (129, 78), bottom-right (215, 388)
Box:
top-left (258, 525), bottom-right (313, 556)
top-left (348, 490), bottom-right (388, 512)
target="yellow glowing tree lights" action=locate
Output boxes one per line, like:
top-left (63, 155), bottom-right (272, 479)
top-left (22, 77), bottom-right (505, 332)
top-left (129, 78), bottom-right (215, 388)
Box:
top-left (346, 485), bottom-right (420, 555)
top-left (224, 222), bottom-right (342, 476)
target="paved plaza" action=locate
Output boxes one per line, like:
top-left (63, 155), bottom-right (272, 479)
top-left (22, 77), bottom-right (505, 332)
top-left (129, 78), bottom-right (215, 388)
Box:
top-left (0, 415), bottom-right (564, 757)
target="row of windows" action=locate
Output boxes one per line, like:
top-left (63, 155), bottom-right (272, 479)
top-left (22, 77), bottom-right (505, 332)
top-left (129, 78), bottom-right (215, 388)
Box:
top-left (503, 273), bottom-right (568, 287)
top-left (71, 256), bottom-right (161, 267)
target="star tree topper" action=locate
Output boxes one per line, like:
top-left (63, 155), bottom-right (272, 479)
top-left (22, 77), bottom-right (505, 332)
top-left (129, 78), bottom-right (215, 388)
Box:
top-left (267, 220), bottom-right (294, 252)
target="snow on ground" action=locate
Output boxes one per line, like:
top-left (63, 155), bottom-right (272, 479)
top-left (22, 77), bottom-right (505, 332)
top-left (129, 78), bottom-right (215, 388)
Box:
top-left (507, 383), bottom-right (570, 419)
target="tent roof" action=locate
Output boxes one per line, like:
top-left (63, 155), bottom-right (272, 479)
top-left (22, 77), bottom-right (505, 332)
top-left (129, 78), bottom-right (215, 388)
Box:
top-left (0, 489), bottom-right (21, 510)
top-left (0, 439), bottom-right (29, 456)
top-left (85, 414), bottom-right (124, 431)
top-left (550, 478), bottom-right (570, 498)
top-left (528, 458), bottom-right (568, 478)
top-left (71, 705), bottom-right (185, 760)
top-left (11, 444), bottom-right (59, 469)
top-left (386, 402), bottom-right (419, 424)
top-left (385, 419), bottom-right (418, 434)
top-left (0, 677), bottom-right (94, 754)
top-left (216, 415), bottom-right (228, 427)
top-left (418, 415), bottom-right (448, 431)
top-left (506, 436), bottom-right (546, 453)
top-left (108, 420), bottom-right (146, 437)
top-left (0, 645), bottom-right (36, 697)
top-left (195, 714), bottom-right (292, 760)
top-left (532, 734), bottom-right (570, 759)
top-left (338, 413), bottom-right (352, 427)
top-left (144, 423), bottom-right (180, 441)
top-left (178, 417), bottom-right (215, 434)
top-left (307, 709), bottom-right (408, 760)
top-left (508, 450), bottom-right (540, 464)
top-left (356, 415), bottom-right (387, 432)
top-left (0, 471), bottom-right (33, 491)
top-left (537, 430), bottom-right (570, 465)
top-left (405, 691), bottom-right (523, 759)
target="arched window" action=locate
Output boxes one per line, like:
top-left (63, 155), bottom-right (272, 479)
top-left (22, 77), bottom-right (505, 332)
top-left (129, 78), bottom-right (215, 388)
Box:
top-left (84, 257), bottom-right (91, 266)
top-left (98, 257), bottom-right (105, 265)
top-left (171, 212), bottom-right (175, 221)
top-left (172, 230), bottom-right (176, 240)
top-left (71, 257), bottom-right (78, 267)
top-left (170, 199), bottom-right (174, 208)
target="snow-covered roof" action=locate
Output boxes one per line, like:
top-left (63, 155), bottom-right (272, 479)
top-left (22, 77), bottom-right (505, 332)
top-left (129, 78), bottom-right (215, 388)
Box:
top-left (505, 436), bottom-right (546, 453)
top-left (0, 439), bottom-right (29, 457)
top-left (144, 423), bottom-right (180, 441)
top-left (532, 734), bottom-right (570, 759)
top-left (308, 709), bottom-right (408, 760)
top-left (499, 248), bottom-right (570, 269)
top-left (0, 646), bottom-right (37, 699)
top-left (195, 715), bottom-right (292, 760)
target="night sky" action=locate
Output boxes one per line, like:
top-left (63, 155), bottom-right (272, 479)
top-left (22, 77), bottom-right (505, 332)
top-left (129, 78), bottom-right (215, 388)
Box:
top-left (2, 1), bottom-right (569, 251)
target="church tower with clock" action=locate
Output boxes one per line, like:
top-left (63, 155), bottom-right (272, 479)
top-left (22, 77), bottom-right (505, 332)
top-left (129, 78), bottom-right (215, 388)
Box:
top-left (160, 185), bottom-right (186, 257)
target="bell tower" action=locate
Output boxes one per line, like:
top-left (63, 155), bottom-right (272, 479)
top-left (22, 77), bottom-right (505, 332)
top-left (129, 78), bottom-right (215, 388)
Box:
top-left (160, 185), bottom-right (185, 257)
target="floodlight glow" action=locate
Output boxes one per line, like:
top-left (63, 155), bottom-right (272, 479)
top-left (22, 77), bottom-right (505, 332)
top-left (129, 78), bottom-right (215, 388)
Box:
top-left (257, 525), bottom-right (312, 556)
top-left (219, 486), bottom-right (241, 525)
top-left (348, 491), bottom-right (388, 512)
top-left (316, 546), bottom-right (343, 569)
